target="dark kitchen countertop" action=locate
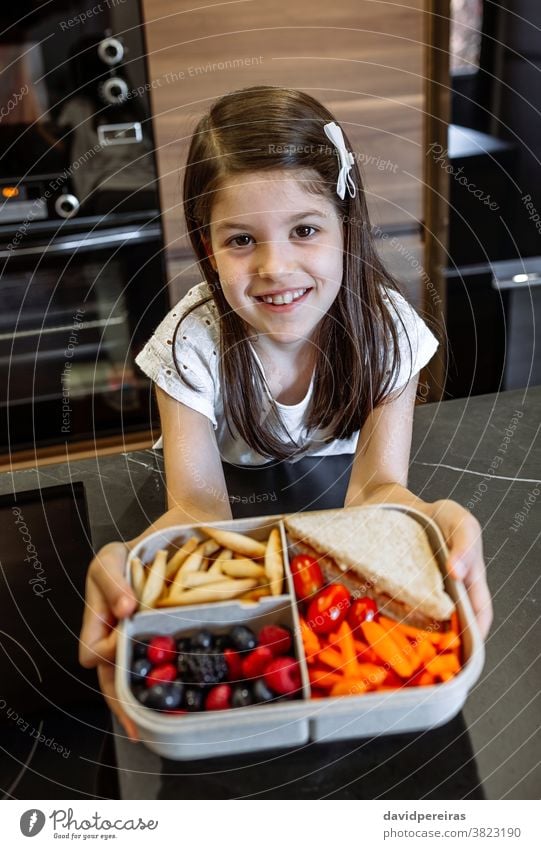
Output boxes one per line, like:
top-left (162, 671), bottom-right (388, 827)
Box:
top-left (1, 386), bottom-right (539, 799)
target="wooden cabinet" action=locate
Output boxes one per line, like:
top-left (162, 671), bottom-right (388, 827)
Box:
top-left (141, 0), bottom-right (426, 302)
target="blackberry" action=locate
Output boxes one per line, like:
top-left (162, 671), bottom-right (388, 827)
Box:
top-left (178, 649), bottom-right (228, 685)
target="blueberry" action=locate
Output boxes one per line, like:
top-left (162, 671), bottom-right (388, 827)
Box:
top-left (175, 636), bottom-right (191, 653)
top-left (132, 636), bottom-right (151, 659)
top-left (253, 679), bottom-right (275, 704)
top-left (138, 682), bottom-right (183, 711)
top-left (130, 657), bottom-right (152, 683)
top-left (214, 633), bottom-right (233, 652)
top-left (191, 630), bottom-right (214, 651)
top-left (183, 686), bottom-right (204, 712)
top-left (229, 625), bottom-right (257, 652)
top-left (231, 684), bottom-right (253, 708)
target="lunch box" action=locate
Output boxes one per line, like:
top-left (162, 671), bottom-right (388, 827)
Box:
top-left (115, 505), bottom-right (485, 759)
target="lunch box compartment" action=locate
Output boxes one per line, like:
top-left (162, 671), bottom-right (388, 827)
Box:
top-left (285, 504), bottom-right (485, 743)
top-left (117, 517), bottom-right (311, 760)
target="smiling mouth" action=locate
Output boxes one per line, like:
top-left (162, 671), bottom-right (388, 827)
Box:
top-left (253, 287), bottom-right (311, 306)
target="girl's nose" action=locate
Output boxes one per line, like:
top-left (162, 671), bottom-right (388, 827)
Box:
top-left (256, 240), bottom-right (294, 279)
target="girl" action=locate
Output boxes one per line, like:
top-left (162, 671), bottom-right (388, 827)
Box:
top-left (80, 86), bottom-right (492, 741)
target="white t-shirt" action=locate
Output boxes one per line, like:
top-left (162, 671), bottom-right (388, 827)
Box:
top-left (135, 281), bottom-right (439, 465)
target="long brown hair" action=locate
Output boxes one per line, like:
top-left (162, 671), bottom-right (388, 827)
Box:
top-left (175, 85), bottom-right (417, 460)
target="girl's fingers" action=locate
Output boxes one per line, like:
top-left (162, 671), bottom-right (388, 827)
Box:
top-left (464, 566), bottom-right (493, 640)
top-left (430, 500), bottom-right (492, 639)
top-left (89, 541), bottom-right (135, 618)
top-left (431, 499), bottom-right (483, 581)
top-left (97, 662), bottom-right (140, 742)
top-left (79, 542), bottom-right (136, 669)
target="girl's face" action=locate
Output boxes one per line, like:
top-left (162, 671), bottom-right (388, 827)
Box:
top-left (206, 170), bottom-right (344, 346)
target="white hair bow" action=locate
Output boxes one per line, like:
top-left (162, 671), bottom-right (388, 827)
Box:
top-left (323, 121), bottom-right (357, 200)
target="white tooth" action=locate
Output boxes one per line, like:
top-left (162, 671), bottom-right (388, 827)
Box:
top-left (264, 296), bottom-right (273, 303)
top-left (273, 294), bottom-right (285, 305)
top-left (283, 292), bottom-right (294, 304)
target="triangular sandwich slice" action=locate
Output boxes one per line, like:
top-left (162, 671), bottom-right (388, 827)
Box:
top-left (284, 506), bottom-right (455, 629)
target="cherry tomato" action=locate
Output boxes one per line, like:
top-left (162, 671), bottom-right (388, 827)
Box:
top-left (306, 584), bottom-right (351, 634)
top-left (347, 597), bottom-right (378, 632)
top-left (289, 554), bottom-right (324, 599)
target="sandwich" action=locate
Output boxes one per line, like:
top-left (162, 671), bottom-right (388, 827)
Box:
top-left (284, 506), bottom-right (455, 629)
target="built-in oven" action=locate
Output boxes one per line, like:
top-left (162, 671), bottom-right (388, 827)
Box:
top-left (0, 221), bottom-right (167, 453)
top-left (0, 1), bottom-right (170, 455)
top-left (0, 1), bottom-right (160, 225)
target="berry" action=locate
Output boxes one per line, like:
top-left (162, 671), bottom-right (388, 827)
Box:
top-left (132, 637), bottom-right (151, 660)
top-left (130, 657), bottom-right (152, 683)
top-left (253, 678), bottom-right (276, 704)
top-left (231, 685), bottom-right (253, 708)
top-left (146, 663), bottom-right (177, 687)
top-left (229, 625), bottom-right (257, 652)
top-left (258, 625), bottom-right (292, 656)
top-left (214, 634), bottom-right (233, 651)
top-left (190, 630), bottom-right (214, 651)
top-left (241, 646), bottom-right (273, 680)
top-left (263, 657), bottom-right (301, 696)
top-left (178, 649), bottom-right (228, 685)
top-left (183, 687), bottom-right (204, 711)
top-left (138, 682), bottom-right (183, 711)
top-left (205, 684), bottom-right (232, 711)
top-left (175, 636), bottom-right (191, 653)
top-left (223, 649), bottom-right (243, 682)
top-left (147, 635), bottom-right (176, 665)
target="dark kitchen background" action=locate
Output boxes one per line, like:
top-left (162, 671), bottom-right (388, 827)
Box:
top-left (2, 1), bottom-right (539, 468)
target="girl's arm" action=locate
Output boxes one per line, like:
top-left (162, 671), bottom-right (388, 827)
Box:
top-left (344, 375), bottom-right (493, 638)
top-left (79, 387), bottom-right (231, 740)
top-left (155, 386), bottom-right (232, 524)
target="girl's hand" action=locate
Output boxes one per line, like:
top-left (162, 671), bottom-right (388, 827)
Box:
top-left (79, 542), bottom-right (140, 742)
top-left (428, 499), bottom-right (493, 639)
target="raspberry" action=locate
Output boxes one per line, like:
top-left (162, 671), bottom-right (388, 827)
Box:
top-left (241, 646), bottom-right (273, 680)
top-left (146, 663), bottom-right (177, 687)
top-left (258, 625), bottom-right (292, 656)
top-left (223, 649), bottom-right (243, 681)
top-left (205, 684), bottom-right (232, 711)
top-left (147, 635), bottom-right (176, 665)
top-left (263, 657), bottom-right (301, 696)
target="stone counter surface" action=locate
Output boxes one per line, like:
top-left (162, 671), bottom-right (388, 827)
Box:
top-left (1, 386), bottom-right (539, 799)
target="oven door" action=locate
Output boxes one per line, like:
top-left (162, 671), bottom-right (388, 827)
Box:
top-left (0, 224), bottom-right (168, 453)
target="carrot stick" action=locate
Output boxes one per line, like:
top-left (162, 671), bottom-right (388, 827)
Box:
top-left (360, 620), bottom-right (415, 678)
top-left (410, 670), bottom-right (437, 687)
top-left (335, 620), bottom-right (359, 673)
top-left (353, 640), bottom-right (379, 664)
top-left (415, 636), bottom-right (438, 664)
top-left (379, 617), bottom-right (444, 646)
top-left (317, 646), bottom-right (345, 670)
top-left (439, 671), bottom-right (456, 682)
top-left (299, 617), bottom-right (321, 659)
top-left (308, 667), bottom-right (342, 689)
top-left (355, 664), bottom-right (388, 687)
top-left (425, 653), bottom-right (460, 677)
top-left (438, 631), bottom-right (461, 652)
top-left (330, 678), bottom-right (370, 697)
top-left (377, 616), bottom-right (422, 673)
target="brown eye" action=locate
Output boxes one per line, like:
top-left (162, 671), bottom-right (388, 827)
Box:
top-left (295, 225), bottom-right (316, 238)
top-left (228, 234), bottom-right (252, 247)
